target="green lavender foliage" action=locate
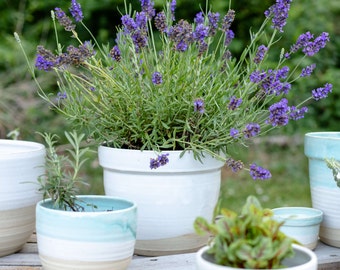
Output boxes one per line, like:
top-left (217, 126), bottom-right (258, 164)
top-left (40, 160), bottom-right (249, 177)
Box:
top-left (38, 131), bottom-right (90, 211)
top-left (194, 196), bottom-right (296, 268)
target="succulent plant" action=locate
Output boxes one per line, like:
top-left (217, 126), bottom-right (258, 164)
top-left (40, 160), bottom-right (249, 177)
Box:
top-left (194, 196), bottom-right (297, 269)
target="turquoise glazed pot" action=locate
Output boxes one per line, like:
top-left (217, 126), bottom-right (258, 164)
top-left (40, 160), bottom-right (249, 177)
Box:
top-left (272, 207), bottom-right (323, 250)
top-left (36, 195), bottom-right (137, 270)
top-left (305, 132), bottom-right (340, 247)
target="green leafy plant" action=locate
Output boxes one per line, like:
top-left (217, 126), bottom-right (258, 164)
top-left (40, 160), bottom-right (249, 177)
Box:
top-left (325, 158), bottom-right (340, 188)
top-left (194, 195), bottom-right (296, 269)
top-left (15, 0), bottom-right (332, 179)
top-left (38, 130), bottom-right (90, 211)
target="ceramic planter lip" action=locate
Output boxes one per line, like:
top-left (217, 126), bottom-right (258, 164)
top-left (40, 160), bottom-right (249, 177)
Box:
top-left (98, 145), bottom-right (225, 173)
top-left (305, 131), bottom-right (340, 140)
top-left (37, 195), bottom-right (137, 216)
top-left (272, 207), bottom-right (323, 226)
top-left (196, 244), bottom-right (317, 269)
top-left (0, 139), bottom-right (45, 158)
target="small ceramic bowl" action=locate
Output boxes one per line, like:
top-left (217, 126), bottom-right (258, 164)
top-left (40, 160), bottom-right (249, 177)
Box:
top-left (272, 207), bottom-right (323, 250)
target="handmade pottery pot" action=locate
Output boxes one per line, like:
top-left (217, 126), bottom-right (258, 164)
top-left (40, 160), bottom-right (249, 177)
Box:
top-left (98, 146), bottom-right (224, 256)
top-left (0, 139), bottom-right (45, 257)
top-left (305, 132), bottom-right (340, 247)
top-left (36, 195), bottom-right (137, 270)
top-left (272, 207), bottom-right (323, 250)
top-left (196, 244), bottom-right (318, 270)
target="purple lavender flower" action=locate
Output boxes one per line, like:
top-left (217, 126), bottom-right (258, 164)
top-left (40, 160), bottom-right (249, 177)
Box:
top-left (267, 98), bottom-right (289, 126)
top-left (302, 32), bottom-right (330, 57)
top-left (194, 98), bottom-right (205, 114)
top-left (225, 30), bottom-right (235, 46)
top-left (226, 158), bottom-right (244, 172)
top-left (264, 0), bottom-right (292, 32)
top-left (155, 11), bottom-right (167, 33)
top-left (170, 0), bottom-right (176, 21)
top-left (158, 153), bottom-right (169, 166)
top-left (168, 20), bottom-right (193, 52)
top-left (243, 123), bottom-right (260, 138)
top-left (194, 12), bottom-right (204, 24)
top-left (230, 128), bottom-right (239, 138)
top-left (35, 45), bottom-right (57, 71)
top-left (57, 91), bottom-right (67, 101)
top-left (288, 31), bottom-right (314, 55)
top-left (54, 7), bottom-right (75, 31)
top-left (254, 45), bottom-right (268, 64)
top-left (222, 9), bottom-right (235, 31)
top-left (140, 0), bottom-right (155, 19)
top-left (228, 96), bottom-right (242, 110)
top-left (208, 12), bottom-right (220, 36)
top-left (193, 24), bottom-right (209, 43)
top-left (136, 12), bottom-right (148, 31)
top-left (176, 41), bottom-right (188, 52)
top-left (289, 106), bottom-right (308, 120)
top-left (152, 72), bottom-right (163, 85)
top-left (249, 70), bottom-right (266, 83)
top-left (249, 163), bottom-right (272, 180)
top-left (300, 64), bottom-right (316, 77)
top-left (312, 83), bottom-right (333, 101)
top-left (150, 158), bottom-right (159, 169)
top-left (69, 0), bottom-right (83, 22)
top-left (150, 153), bottom-right (169, 169)
top-left (132, 31), bottom-right (148, 52)
top-left (110, 45), bottom-right (121, 61)
top-left (121, 15), bottom-right (137, 34)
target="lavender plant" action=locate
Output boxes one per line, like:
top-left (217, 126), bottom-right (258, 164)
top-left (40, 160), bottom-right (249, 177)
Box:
top-left (15, 0), bottom-right (332, 179)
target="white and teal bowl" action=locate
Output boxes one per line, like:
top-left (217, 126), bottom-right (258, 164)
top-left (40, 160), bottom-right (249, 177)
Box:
top-left (36, 195), bottom-right (137, 270)
top-left (272, 207), bottom-right (323, 250)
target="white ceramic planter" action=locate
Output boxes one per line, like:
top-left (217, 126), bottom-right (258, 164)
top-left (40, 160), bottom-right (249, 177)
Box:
top-left (305, 132), bottom-right (340, 247)
top-left (36, 195), bottom-right (137, 270)
top-left (272, 207), bottom-right (323, 250)
top-left (196, 244), bottom-right (317, 270)
top-left (0, 139), bottom-right (45, 257)
top-left (98, 146), bottom-right (224, 256)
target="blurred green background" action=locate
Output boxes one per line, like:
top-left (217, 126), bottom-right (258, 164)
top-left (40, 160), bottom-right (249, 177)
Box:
top-left (1, 0), bottom-right (339, 211)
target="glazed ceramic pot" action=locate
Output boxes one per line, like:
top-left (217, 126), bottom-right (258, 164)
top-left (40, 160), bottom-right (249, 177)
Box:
top-left (0, 139), bottom-right (45, 257)
top-left (272, 207), bottom-right (323, 250)
top-left (98, 146), bottom-right (224, 256)
top-left (196, 244), bottom-right (317, 270)
top-left (36, 195), bottom-right (137, 270)
top-left (305, 132), bottom-right (340, 247)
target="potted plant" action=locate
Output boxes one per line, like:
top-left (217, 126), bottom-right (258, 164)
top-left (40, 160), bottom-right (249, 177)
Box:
top-left (0, 137), bottom-right (45, 257)
top-left (194, 196), bottom-right (318, 270)
top-left (15, 0), bottom-right (332, 255)
top-left (304, 132), bottom-right (340, 248)
top-left (35, 131), bottom-right (137, 270)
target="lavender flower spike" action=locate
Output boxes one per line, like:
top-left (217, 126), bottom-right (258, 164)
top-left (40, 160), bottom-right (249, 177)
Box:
top-left (312, 83), bottom-right (333, 101)
top-left (152, 72), bottom-right (163, 85)
top-left (264, 0), bottom-right (292, 32)
top-left (250, 163), bottom-right (272, 180)
top-left (194, 98), bottom-right (205, 114)
top-left (69, 0), bottom-right (84, 22)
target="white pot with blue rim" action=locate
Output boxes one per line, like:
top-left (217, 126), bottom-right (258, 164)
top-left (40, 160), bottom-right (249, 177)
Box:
top-left (272, 207), bottom-right (323, 250)
top-left (36, 195), bottom-right (137, 270)
top-left (305, 131), bottom-right (340, 248)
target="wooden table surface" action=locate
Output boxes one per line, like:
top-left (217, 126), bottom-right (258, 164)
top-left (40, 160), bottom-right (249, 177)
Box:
top-left (1, 233), bottom-right (340, 270)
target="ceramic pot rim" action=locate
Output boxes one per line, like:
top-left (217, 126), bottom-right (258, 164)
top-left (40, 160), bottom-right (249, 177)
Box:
top-left (37, 195), bottom-right (137, 216)
top-left (196, 244), bottom-right (317, 269)
top-left (0, 139), bottom-right (45, 158)
top-left (272, 207), bottom-right (323, 226)
top-left (305, 131), bottom-right (340, 140)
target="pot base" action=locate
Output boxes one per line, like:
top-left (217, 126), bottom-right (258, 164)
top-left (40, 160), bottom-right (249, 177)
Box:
top-left (320, 226), bottom-right (340, 247)
top-left (0, 205), bottom-right (35, 257)
top-left (134, 234), bottom-right (209, 256)
top-left (40, 254), bottom-right (132, 270)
